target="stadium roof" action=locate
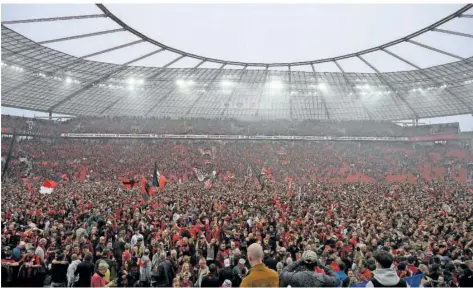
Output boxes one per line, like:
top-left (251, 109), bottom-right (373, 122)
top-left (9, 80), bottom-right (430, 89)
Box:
top-left (1, 4), bottom-right (473, 120)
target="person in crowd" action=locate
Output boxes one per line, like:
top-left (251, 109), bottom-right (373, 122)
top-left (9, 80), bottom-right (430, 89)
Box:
top-left (66, 253), bottom-right (81, 287)
top-left (152, 251), bottom-right (175, 287)
top-left (263, 250), bottom-right (278, 272)
top-left (218, 259), bottom-right (234, 286)
top-left (50, 252), bottom-right (70, 287)
top-left (232, 258), bottom-right (247, 287)
top-left (75, 253), bottom-right (95, 288)
top-left (240, 243), bottom-right (279, 287)
top-left (11, 241), bottom-right (26, 262)
top-left (366, 251), bottom-right (408, 287)
top-left (7, 247), bottom-right (42, 286)
top-left (459, 260), bottom-right (473, 287)
top-left (195, 258), bottom-right (210, 287)
top-left (201, 264), bottom-right (220, 287)
top-left (91, 261), bottom-right (116, 287)
top-left (280, 250), bottom-right (340, 287)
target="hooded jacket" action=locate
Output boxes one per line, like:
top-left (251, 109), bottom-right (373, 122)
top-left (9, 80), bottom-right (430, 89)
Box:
top-left (139, 255), bottom-right (152, 282)
top-left (152, 258), bottom-right (175, 287)
top-left (280, 260), bottom-right (340, 287)
top-left (366, 268), bottom-right (410, 287)
top-left (67, 259), bottom-right (81, 286)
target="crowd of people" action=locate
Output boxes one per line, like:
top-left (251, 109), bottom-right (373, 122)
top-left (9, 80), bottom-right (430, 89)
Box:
top-left (2, 177), bottom-right (473, 287)
top-left (2, 138), bottom-right (472, 185)
top-left (1, 116), bottom-right (472, 288)
top-left (1, 115), bottom-right (460, 137)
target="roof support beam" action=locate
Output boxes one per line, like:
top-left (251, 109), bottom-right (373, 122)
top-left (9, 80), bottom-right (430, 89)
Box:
top-left (356, 55), bottom-right (420, 119)
top-left (94, 3), bottom-right (472, 67)
top-left (184, 64), bottom-right (226, 116)
top-left (162, 55), bottom-right (186, 68)
top-left (458, 14), bottom-right (473, 18)
top-left (382, 48), bottom-right (473, 114)
top-left (311, 64), bottom-right (330, 120)
top-left (255, 66), bottom-right (270, 117)
top-left (47, 49), bottom-right (164, 112)
top-left (1, 14), bottom-right (106, 25)
top-left (432, 28), bottom-right (473, 39)
top-left (79, 40), bottom-right (145, 60)
top-left (221, 65), bottom-right (248, 117)
top-left (1, 41), bottom-right (144, 98)
top-left (288, 65), bottom-right (293, 119)
top-left (333, 60), bottom-right (374, 120)
top-left (406, 40), bottom-right (465, 60)
top-left (38, 28), bottom-right (125, 45)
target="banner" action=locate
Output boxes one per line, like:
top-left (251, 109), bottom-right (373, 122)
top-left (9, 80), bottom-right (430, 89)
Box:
top-left (408, 134), bottom-right (457, 142)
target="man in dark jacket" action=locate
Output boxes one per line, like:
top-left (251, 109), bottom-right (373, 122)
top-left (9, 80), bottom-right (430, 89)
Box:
top-left (152, 251), bottom-right (175, 287)
top-left (263, 250), bottom-right (278, 272)
top-left (219, 259), bottom-right (234, 286)
top-left (280, 250), bottom-right (339, 287)
top-left (459, 260), bottom-right (473, 287)
top-left (75, 253), bottom-right (95, 288)
top-left (201, 264), bottom-right (220, 287)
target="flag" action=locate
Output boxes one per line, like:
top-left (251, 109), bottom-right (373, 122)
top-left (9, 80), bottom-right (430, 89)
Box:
top-left (120, 178), bottom-right (136, 189)
top-left (287, 177), bottom-right (293, 197)
top-left (152, 162), bottom-right (158, 187)
top-left (192, 168), bottom-right (206, 182)
top-left (40, 179), bottom-right (57, 194)
top-left (158, 173), bottom-right (167, 192)
top-left (256, 173), bottom-right (266, 191)
top-left (141, 177), bottom-right (150, 202)
top-left (150, 163), bottom-right (166, 192)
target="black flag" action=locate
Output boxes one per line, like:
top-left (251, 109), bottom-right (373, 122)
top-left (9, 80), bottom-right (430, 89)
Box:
top-left (152, 162), bottom-right (158, 187)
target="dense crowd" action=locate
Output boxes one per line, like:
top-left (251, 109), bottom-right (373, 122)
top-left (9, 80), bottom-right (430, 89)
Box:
top-left (1, 115), bottom-right (460, 137)
top-left (2, 138), bottom-right (472, 185)
top-left (2, 177), bottom-right (473, 287)
top-left (1, 117), bottom-right (472, 287)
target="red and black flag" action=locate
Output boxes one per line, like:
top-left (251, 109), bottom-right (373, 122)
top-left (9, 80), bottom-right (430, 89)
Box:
top-left (152, 162), bottom-right (167, 192)
top-left (120, 177), bottom-right (137, 189)
top-left (141, 177), bottom-right (150, 202)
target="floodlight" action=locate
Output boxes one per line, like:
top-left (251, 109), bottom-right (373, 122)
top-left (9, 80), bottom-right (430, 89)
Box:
top-left (268, 80), bottom-right (283, 89)
top-left (317, 83), bottom-right (326, 90)
top-left (176, 79), bottom-right (185, 86)
top-left (127, 78), bottom-right (136, 85)
top-left (65, 77), bottom-right (72, 84)
top-left (187, 80), bottom-right (196, 86)
top-left (137, 79), bottom-right (144, 85)
top-left (221, 80), bottom-right (234, 87)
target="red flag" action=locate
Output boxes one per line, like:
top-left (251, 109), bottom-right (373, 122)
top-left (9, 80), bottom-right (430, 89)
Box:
top-left (40, 180), bottom-right (57, 194)
top-left (287, 176), bottom-right (293, 197)
top-left (159, 175), bottom-right (167, 191)
top-left (141, 177), bottom-right (147, 194)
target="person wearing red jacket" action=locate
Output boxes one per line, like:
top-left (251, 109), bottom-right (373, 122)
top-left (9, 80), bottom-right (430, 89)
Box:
top-left (216, 243), bottom-right (230, 269)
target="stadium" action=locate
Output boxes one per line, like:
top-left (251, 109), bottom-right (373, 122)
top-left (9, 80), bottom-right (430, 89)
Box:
top-left (1, 3), bottom-right (473, 288)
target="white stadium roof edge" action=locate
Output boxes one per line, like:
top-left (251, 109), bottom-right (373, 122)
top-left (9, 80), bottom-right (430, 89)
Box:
top-left (1, 4), bottom-right (473, 121)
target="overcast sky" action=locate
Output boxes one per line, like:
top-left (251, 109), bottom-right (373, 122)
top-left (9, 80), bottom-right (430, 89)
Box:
top-left (1, 3), bottom-right (473, 130)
